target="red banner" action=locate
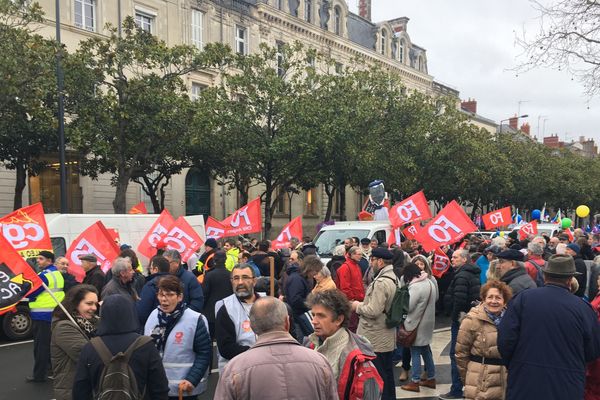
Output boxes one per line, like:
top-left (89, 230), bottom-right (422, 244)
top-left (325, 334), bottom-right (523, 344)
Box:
top-left (432, 248), bottom-right (451, 278)
top-left (128, 202), bottom-right (148, 214)
top-left (0, 234), bottom-right (43, 315)
top-left (518, 220), bottom-right (538, 240)
top-left (161, 216), bottom-right (204, 262)
top-left (137, 209), bottom-right (175, 259)
top-left (403, 224), bottom-right (421, 241)
top-left (205, 216), bottom-right (227, 240)
top-left (222, 197), bottom-right (262, 236)
top-left (0, 203), bottom-right (53, 259)
top-left (389, 191), bottom-right (432, 228)
top-left (65, 221), bottom-right (120, 279)
top-left (482, 207), bottom-right (512, 230)
top-left (415, 201), bottom-right (477, 252)
top-left (271, 217), bottom-right (303, 250)
top-left (387, 227), bottom-right (402, 247)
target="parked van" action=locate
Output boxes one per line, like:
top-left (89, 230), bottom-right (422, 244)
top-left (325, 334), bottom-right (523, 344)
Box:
top-left (1, 213), bottom-right (205, 340)
top-left (313, 221), bottom-right (392, 265)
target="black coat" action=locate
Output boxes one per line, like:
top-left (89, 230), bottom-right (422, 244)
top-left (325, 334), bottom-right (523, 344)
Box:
top-left (284, 264), bottom-right (312, 317)
top-left (82, 266), bottom-right (106, 296)
top-left (498, 284), bottom-right (600, 400)
top-left (443, 263), bottom-right (481, 321)
top-left (201, 264), bottom-right (233, 326)
top-left (500, 266), bottom-right (537, 297)
top-left (573, 255), bottom-right (588, 297)
top-left (72, 294), bottom-right (168, 399)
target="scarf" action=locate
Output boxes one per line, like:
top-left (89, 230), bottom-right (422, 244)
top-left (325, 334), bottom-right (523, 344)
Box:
top-left (150, 301), bottom-right (186, 355)
top-left (484, 307), bottom-right (506, 327)
top-left (72, 313), bottom-right (99, 339)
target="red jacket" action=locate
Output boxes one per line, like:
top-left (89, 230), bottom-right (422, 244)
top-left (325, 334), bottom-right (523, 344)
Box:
top-left (524, 255), bottom-right (545, 281)
top-left (586, 295), bottom-right (600, 400)
top-left (336, 257), bottom-right (365, 301)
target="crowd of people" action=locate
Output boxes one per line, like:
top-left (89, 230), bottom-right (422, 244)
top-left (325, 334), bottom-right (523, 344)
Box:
top-left (23, 227), bottom-right (600, 400)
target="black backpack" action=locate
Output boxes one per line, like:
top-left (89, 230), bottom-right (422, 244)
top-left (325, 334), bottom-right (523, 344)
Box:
top-left (381, 275), bottom-right (410, 328)
top-left (90, 335), bottom-right (152, 400)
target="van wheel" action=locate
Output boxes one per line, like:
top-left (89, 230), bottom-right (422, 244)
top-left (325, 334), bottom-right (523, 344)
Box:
top-left (2, 305), bottom-right (32, 340)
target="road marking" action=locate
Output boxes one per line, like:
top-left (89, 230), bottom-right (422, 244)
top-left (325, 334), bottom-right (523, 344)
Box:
top-left (0, 340), bottom-right (33, 348)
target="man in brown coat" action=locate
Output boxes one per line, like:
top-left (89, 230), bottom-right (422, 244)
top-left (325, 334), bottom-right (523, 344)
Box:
top-left (214, 297), bottom-right (337, 400)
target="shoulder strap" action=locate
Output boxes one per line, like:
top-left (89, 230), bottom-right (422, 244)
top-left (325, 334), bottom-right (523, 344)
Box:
top-left (90, 337), bottom-right (114, 366)
top-left (379, 274), bottom-right (398, 287)
top-left (528, 259), bottom-right (543, 268)
top-left (124, 336), bottom-right (153, 362)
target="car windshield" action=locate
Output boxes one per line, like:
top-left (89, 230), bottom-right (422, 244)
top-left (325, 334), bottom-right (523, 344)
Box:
top-left (314, 229), bottom-right (370, 257)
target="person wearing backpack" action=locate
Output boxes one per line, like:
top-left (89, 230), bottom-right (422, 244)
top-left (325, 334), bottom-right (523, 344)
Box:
top-left (146, 275), bottom-right (211, 400)
top-left (304, 289), bottom-right (383, 400)
top-left (525, 240), bottom-right (546, 287)
top-left (73, 294), bottom-right (169, 400)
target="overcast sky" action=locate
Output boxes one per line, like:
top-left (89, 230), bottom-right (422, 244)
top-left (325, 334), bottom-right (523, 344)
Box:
top-left (348, 0), bottom-right (600, 142)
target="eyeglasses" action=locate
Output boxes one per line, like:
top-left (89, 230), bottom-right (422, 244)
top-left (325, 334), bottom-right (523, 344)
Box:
top-left (157, 291), bottom-right (178, 298)
top-left (231, 275), bottom-right (254, 282)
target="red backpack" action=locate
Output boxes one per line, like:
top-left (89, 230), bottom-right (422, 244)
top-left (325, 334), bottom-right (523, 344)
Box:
top-left (337, 349), bottom-right (383, 400)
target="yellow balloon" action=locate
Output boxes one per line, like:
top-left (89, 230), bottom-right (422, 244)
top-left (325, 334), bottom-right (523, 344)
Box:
top-left (576, 205), bottom-right (590, 218)
top-left (500, 231), bottom-right (505, 237)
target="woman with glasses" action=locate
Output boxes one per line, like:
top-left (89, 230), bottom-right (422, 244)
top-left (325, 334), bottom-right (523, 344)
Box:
top-left (145, 275), bottom-right (211, 400)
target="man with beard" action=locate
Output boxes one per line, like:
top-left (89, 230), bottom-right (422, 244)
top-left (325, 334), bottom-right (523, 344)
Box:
top-left (215, 263), bottom-right (259, 372)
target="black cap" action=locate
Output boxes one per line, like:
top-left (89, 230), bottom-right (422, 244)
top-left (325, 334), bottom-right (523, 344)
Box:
top-left (497, 249), bottom-right (524, 262)
top-left (371, 247), bottom-right (393, 260)
top-left (38, 250), bottom-right (55, 262)
top-left (78, 254), bottom-right (98, 263)
top-left (360, 238), bottom-right (371, 245)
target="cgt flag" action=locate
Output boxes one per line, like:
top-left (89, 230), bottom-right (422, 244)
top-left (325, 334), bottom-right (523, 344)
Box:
top-left (205, 216), bottom-right (227, 240)
top-left (432, 248), bottom-right (451, 278)
top-left (222, 197), bottom-right (262, 236)
top-left (389, 191), bottom-right (432, 228)
top-left (415, 201), bottom-right (477, 252)
top-left (518, 220), bottom-right (538, 240)
top-left (65, 221), bottom-right (121, 279)
top-left (0, 203), bottom-right (53, 259)
top-left (128, 202), bottom-right (148, 214)
top-left (271, 217), bottom-right (303, 250)
top-left (0, 234), bottom-right (43, 315)
top-left (482, 207), bottom-right (512, 230)
top-left (138, 209), bottom-right (175, 259)
top-left (161, 216), bottom-right (204, 263)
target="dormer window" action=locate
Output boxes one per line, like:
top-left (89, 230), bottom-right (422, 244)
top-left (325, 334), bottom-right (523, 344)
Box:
top-left (399, 39), bottom-right (405, 63)
top-left (305, 0), bottom-right (312, 23)
top-left (334, 6), bottom-right (342, 35)
top-left (380, 30), bottom-right (387, 55)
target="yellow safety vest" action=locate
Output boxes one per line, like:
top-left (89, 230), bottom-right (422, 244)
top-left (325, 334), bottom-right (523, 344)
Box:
top-left (29, 269), bottom-right (65, 313)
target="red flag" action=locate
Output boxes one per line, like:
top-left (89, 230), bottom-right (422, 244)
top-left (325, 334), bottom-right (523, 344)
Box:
top-left (0, 234), bottom-right (43, 315)
top-left (137, 209), bottom-right (175, 259)
top-left (403, 224), bottom-right (421, 241)
top-left (482, 207), bottom-right (512, 230)
top-left (389, 191), bottom-right (432, 228)
top-left (415, 201), bottom-right (477, 252)
top-left (432, 248), bottom-right (451, 278)
top-left (205, 216), bottom-right (227, 240)
top-left (387, 227), bottom-right (403, 247)
top-left (106, 228), bottom-right (120, 244)
top-left (161, 216), bottom-right (204, 262)
top-left (222, 197), bottom-right (262, 236)
top-left (65, 221), bottom-right (121, 278)
top-left (564, 229), bottom-right (574, 242)
top-left (518, 220), bottom-right (538, 240)
top-left (128, 202), bottom-right (148, 214)
top-left (0, 203), bottom-right (53, 259)
top-left (271, 217), bottom-right (303, 250)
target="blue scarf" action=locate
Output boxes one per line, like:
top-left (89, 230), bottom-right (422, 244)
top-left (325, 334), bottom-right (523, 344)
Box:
top-left (150, 301), bottom-right (185, 356)
top-left (484, 307), bottom-right (505, 327)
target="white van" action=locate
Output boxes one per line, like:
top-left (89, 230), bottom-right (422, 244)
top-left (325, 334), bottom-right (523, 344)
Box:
top-left (313, 221), bottom-right (392, 264)
top-left (1, 213), bottom-right (206, 341)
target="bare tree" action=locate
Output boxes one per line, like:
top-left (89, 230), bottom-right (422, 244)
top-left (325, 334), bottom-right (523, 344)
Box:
top-left (515, 0), bottom-right (600, 96)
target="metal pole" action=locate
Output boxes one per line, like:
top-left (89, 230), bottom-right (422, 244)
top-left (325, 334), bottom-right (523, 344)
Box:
top-left (55, 0), bottom-right (68, 213)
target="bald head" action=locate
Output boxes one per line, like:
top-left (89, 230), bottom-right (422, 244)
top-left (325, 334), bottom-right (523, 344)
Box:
top-left (250, 297), bottom-right (289, 335)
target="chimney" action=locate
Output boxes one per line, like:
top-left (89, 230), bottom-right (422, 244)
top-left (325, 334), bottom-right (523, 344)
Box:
top-left (461, 99), bottom-right (477, 114)
top-left (358, 0), bottom-right (371, 21)
top-left (520, 123), bottom-right (530, 135)
top-left (580, 136), bottom-right (585, 143)
top-left (508, 116), bottom-right (518, 130)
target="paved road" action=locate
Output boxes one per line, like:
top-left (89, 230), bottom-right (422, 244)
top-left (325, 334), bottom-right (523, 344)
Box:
top-left (0, 317), bottom-right (454, 400)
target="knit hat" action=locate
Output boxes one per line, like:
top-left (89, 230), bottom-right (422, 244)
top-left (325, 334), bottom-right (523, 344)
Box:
top-left (566, 243), bottom-right (580, 255)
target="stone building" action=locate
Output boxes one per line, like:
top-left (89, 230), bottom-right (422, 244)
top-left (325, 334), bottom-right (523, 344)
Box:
top-left (0, 0), bottom-right (459, 237)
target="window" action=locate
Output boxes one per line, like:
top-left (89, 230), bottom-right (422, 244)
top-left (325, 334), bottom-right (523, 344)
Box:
top-left (334, 6), bottom-right (342, 35)
top-left (277, 0), bottom-right (284, 10)
top-left (276, 41), bottom-right (285, 77)
top-left (305, 188), bottom-right (318, 215)
top-left (190, 83), bottom-right (206, 101)
top-left (305, 0), bottom-right (312, 23)
top-left (380, 30), bottom-right (387, 55)
top-left (235, 25), bottom-right (247, 55)
top-left (191, 10), bottom-right (203, 49)
top-left (335, 62), bottom-right (343, 74)
top-left (135, 11), bottom-right (154, 33)
top-left (74, 0), bottom-right (95, 31)
top-left (399, 39), bottom-right (405, 63)
top-left (275, 187), bottom-right (289, 215)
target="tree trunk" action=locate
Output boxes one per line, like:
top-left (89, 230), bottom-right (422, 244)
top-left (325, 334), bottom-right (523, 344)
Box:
top-left (113, 172), bottom-right (129, 213)
top-left (339, 179), bottom-right (347, 221)
top-left (263, 186), bottom-right (273, 238)
top-left (142, 176), bottom-right (162, 214)
top-left (324, 184), bottom-right (335, 222)
top-left (159, 178), bottom-right (169, 212)
top-left (13, 163), bottom-right (26, 210)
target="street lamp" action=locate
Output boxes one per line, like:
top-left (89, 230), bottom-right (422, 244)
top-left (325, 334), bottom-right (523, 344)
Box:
top-left (497, 114), bottom-right (528, 134)
top-left (55, 0), bottom-right (67, 213)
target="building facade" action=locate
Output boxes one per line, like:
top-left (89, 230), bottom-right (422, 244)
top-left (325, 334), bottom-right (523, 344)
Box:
top-left (1, 0), bottom-right (459, 237)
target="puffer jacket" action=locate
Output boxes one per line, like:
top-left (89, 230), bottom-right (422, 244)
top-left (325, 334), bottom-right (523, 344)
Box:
top-left (356, 265), bottom-right (397, 352)
top-left (456, 304), bottom-right (506, 400)
top-left (444, 263), bottom-right (481, 322)
top-left (337, 256), bottom-right (365, 301)
top-left (499, 267), bottom-right (536, 297)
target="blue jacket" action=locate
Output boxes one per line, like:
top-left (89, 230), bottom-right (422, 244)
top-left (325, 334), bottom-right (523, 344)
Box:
top-left (136, 272), bottom-right (170, 326)
top-left (475, 255), bottom-right (489, 284)
top-left (284, 264), bottom-right (311, 317)
top-left (498, 284), bottom-right (600, 400)
top-left (175, 266), bottom-right (204, 313)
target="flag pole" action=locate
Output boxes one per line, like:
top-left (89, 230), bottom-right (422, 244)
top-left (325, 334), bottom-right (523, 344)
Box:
top-left (39, 280), bottom-right (88, 337)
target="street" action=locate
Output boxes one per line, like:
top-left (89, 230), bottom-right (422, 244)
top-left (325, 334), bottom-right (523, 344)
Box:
top-left (0, 321), bottom-right (453, 400)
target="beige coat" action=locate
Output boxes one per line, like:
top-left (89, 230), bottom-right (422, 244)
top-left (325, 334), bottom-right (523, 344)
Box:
top-left (50, 319), bottom-right (90, 400)
top-left (214, 330), bottom-right (337, 400)
top-left (356, 264), bottom-right (397, 352)
top-left (312, 276), bottom-right (337, 294)
top-left (455, 304), bottom-right (507, 400)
